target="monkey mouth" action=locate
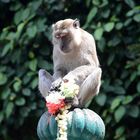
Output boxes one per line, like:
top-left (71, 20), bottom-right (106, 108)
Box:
top-left (55, 35), bottom-right (61, 39)
top-left (55, 33), bottom-right (67, 39)
top-left (60, 45), bottom-right (71, 54)
top-left (60, 45), bottom-right (65, 51)
top-left (59, 37), bottom-right (72, 53)
top-left (60, 40), bottom-right (66, 51)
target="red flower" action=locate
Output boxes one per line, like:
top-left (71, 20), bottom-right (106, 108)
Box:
top-left (46, 99), bottom-right (65, 115)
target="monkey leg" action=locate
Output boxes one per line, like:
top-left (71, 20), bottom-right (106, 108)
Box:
top-left (38, 69), bottom-right (54, 98)
top-left (78, 67), bottom-right (102, 107)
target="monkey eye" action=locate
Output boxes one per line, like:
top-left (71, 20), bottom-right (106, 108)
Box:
top-left (55, 26), bottom-right (58, 30)
top-left (73, 19), bottom-right (80, 29)
top-left (61, 26), bottom-right (66, 29)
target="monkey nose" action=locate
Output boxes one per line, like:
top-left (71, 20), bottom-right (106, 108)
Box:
top-left (55, 33), bottom-right (61, 39)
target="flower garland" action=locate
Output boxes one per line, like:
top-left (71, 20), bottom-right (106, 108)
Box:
top-left (45, 79), bottom-right (79, 140)
top-left (55, 105), bottom-right (71, 140)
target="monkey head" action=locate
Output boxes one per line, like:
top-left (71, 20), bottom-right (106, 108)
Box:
top-left (52, 19), bottom-right (82, 54)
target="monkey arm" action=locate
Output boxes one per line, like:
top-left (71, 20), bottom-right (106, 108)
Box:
top-left (51, 67), bottom-right (67, 89)
top-left (63, 65), bottom-right (97, 85)
top-left (53, 71), bottom-right (63, 80)
top-left (63, 65), bottom-right (102, 107)
top-left (53, 67), bottom-right (67, 80)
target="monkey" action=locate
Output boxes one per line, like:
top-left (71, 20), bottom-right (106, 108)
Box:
top-left (38, 18), bottom-right (102, 107)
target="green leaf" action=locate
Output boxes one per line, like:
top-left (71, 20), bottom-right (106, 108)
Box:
top-left (124, 0), bottom-right (135, 8)
top-left (138, 64), bottom-right (140, 72)
top-left (29, 102), bottom-right (37, 110)
top-left (87, 7), bottom-right (98, 23)
top-left (115, 22), bottom-right (123, 30)
top-left (0, 112), bottom-right (4, 123)
top-left (19, 107), bottom-right (30, 117)
top-left (0, 72), bottom-right (8, 85)
top-left (100, 0), bottom-right (108, 7)
top-left (22, 8), bottom-right (30, 21)
top-left (122, 96), bottom-right (133, 105)
top-left (1, 88), bottom-right (11, 100)
top-left (22, 88), bottom-right (31, 96)
top-left (38, 59), bottom-right (53, 70)
top-left (126, 10), bottom-right (134, 17)
top-left (114, 126), bottom-right (125, 139)
top-left (96, 93), bottom-right (107, 106)
top-left (118, 136), bottom-right (126, 140)
top-left (15, 22), bottom-right (25, 40)
top-left (36, 19), bottom-right (47, 32)
top-left (38, 46), bottom-right (51, 56)
top-left (23, 75), bottom-right (31, 85)
top-left (108, 36), bottom-right (121, 47)
top-left (10, 2), bottom-right (21, 11)
top-left (114, 86), bottom-right (125, 94)
top-left (130, 71), bottom-right (137, 82)
top-left (92, 0), bottom-right (100, 6)
top-left (30, 77), bottom-right (38, 89)
top-left (104, 22), bottom-right (115, 32)
top-left (128, 106), bottom-right (139, 118)
top-left (133, 14), bottom-right (140, 22)
top-left (111, 98), bottom-right (121, 110)
top-left (5, 102), bottom-right (14, 118)
top-left (114, 106), bottom-right (126, 122)
top-left (29, 59), bottom-right (37, 71)
top-left (137, 82), bottom-right (140, 93)
top-left (1, 43), bottom-right (11, 57)
top-left (124, 18), bottom-right (132, 26)
top-left (14, 10), bottom-right (23, 25)
top-left (107, 53), bottom-right (115, 66)
top-left (94, 27), bottom-right (104, 40)
top-left (9, 93), bottom-right (16, 101)
top-left (30, 0), bottom-right (42, 11)
top-left (13, 81), bottom-right (22, 92)
top-left (105, 116), bottom-right (112, 124)
top-left (97, 37), bottom-right (106, 52)
top-left (101, 9), bottom-right (110, 18)
top-left (86, 0), bottom-right (91, 7)
top-left (27, 25), bottom-right (37, 38)
top-left (15, 97), bottom-right (26, 106)
top-left (29, 51), bottom-right (35, 58)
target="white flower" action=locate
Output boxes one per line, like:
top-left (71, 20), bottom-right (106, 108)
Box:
top-left (56, 105), bottom-right (71, 140)
top-left (60, 80), bottom-right (79, 98)
top-left (45, 92), bottom-right (65, 104)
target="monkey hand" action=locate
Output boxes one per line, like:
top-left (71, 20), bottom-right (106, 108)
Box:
top-left (63, 74), bottom-right (76, 84)
top-left (64, 96), bottom-right (79, 107)
top-left (50, 78), bottom-right (62, 91)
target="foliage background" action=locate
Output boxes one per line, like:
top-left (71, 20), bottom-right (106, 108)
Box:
top-left (0, 0), bottom-right (140, 140)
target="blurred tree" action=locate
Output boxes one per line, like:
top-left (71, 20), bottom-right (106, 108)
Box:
top-left (0, 0), bottom-right (140, 140)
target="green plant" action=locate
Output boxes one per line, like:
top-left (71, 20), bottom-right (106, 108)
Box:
top-left (85, 0), bottom-right (140, 140)
top-left (0, 0), bottom-right (140, 140)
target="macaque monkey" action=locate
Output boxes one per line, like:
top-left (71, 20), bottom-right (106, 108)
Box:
top-left (38, 18), bottom-right (102, 107)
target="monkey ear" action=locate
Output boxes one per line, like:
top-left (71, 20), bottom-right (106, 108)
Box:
top-left (52, 24), bottom-right (55, 29)
top-left (73, 19), bottom-right (80, 29)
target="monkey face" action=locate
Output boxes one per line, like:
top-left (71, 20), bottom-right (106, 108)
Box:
top-left (52, 19), bottom-right (70, 39)
top-left (52, 19), bottom-right (80, 38)
top-left (52, 19), bottom-right (81, 54)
